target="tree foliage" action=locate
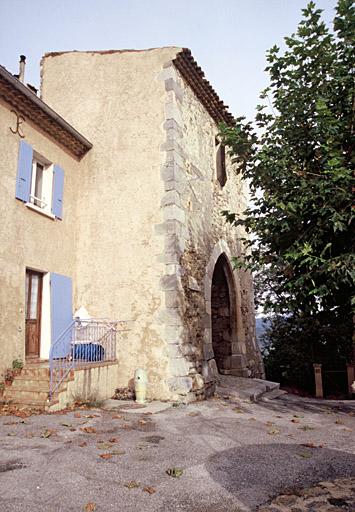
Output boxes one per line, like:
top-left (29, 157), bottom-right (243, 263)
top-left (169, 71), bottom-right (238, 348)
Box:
top-left (221, 0), bottom-right (354, 320)
top-left (220, 1), bottom-right (354, 390)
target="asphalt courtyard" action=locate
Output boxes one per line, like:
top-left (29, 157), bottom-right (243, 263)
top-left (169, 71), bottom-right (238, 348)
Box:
top-left (0, 394), bottom-right (354, 511)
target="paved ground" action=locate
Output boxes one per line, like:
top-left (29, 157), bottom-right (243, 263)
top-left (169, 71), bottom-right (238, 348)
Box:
top-left (0, 394), bottom-right (354, 511)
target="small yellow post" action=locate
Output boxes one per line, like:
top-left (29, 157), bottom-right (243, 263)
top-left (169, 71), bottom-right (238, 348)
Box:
top-left (313, 363), bottom-right (323, 399)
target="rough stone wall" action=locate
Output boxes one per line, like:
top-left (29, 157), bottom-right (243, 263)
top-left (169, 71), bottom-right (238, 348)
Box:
top-left (157, 58), bottom-right (264, 400)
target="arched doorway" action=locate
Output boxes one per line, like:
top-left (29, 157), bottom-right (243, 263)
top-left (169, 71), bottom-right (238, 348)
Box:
top-left (211, 254), bottom-right (236, 374)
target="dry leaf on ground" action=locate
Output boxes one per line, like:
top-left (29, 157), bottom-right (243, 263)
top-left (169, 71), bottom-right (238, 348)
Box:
top-left (80, 427), bottom-right (97, 434)
top-left (125, 481), bottom-right (140, 489)
top-left (41, 429), bottom-right (56, 438)
top-left (97, 442), bottom-right (112, 450)
top-left (166, 467), bottom-right (183, 478)
top-left (99, 453), bottom-right (113, 460)
top-left (143, 486), bottom-right (156, 494)
top-left (268, 429), bottom-right (280, 435)
top-left (298, 451), bottom-right (312, 458)
top-left (83, 502), bottom-right (96, 512)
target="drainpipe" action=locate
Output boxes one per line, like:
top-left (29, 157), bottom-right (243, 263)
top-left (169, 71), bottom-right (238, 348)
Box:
top-left (19, 55), bottom-right (26, 83)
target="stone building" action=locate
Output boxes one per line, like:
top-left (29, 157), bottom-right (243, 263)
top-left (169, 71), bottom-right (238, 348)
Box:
top-left (0, 48), bottom-right (263, 409)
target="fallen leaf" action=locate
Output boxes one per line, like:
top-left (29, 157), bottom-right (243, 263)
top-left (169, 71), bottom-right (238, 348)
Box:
top-left (268, 429), bottom-right (280, 435)
top-left (248, 417), bottom-right (256, 421)
top-left (108, 437), bottom-right (118, 443)
top-left (335, 419), bottom-right (344, 425)
top-left (143, 486), bottom-right (156, 494)
top-left (234, 408), bottom-right (244, 414)
top-left (83, 502), bottom-right (96, 512)
top-left (297, 451), bottom-right (312, 458)
top-left (166, 467), bottom-right (183, 478)
top-left (342, 427), bottom-right (352, 432)
top-left (97, 442), bottom-right (113, 450)
top-left (110, 449), bottom-right (126, 455)
top-left (125, 481), bottom-right (140, 489)
top-left (266, 421), bottom-right (274, 426)
top-left (74, 412), bottom-right (82, 418)
top-left (298, 425), bottom-right (315, 431)
top-left (112, 414), bottom-right (123, 420)
top-left (80, 427), bottom-right (97, 434)
top-left (99, 453), bottom-right (113, 460)
top-left (291, 418), bottom-right (300, 423)
top-left (61, 422), bottom-right (72, 427)
top-left (78, 441), bottom-right (87, 447)
top-left (41, 429), bottom-right (56, 438)
top-left (293, 414), bottom-right (304, 418)
top-left (4, 421), bottom-right (18, 425)
top-left (188, 412), bottom-right (199, 417)
top-left (69, 428), bottom-right (77, 432)
top-left (7, 432), bottom-right (16, 436)
top-left (139, 419), bottom-right (147, 425)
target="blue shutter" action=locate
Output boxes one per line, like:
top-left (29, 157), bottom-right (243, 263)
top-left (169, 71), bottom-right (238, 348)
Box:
top-left (15, 140), bottom-right (33, 202)
top-left (51, 273), bottom-right (73, 358)
top-left (52, 165), bottom-right (64, 219)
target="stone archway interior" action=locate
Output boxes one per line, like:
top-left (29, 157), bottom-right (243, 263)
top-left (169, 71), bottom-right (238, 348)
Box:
top-left (211, 255), bottom-right (232, 374)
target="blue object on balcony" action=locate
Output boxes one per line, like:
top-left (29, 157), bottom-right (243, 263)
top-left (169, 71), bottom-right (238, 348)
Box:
top-left (73, 343), bottom-right (105, 362)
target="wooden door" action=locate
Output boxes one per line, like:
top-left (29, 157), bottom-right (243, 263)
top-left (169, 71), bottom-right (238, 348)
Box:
top-left (25, 270), bottom-right (43, 358)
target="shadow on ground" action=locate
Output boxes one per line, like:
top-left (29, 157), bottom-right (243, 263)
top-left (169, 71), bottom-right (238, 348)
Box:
top-left (257, 395), bottom-right (355, 416)
top-left (206, 443), bottom-right (355, 510)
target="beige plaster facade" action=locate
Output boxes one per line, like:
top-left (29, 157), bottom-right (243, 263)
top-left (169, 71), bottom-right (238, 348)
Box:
top-left (0, 47), bottom-right (263, 406)
top-left (0, 97), bottom-right (86, 376)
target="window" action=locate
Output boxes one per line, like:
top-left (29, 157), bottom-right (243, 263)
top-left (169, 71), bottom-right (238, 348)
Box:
top-left (15, 140), bottom-right (64, 219)
top-left (215, 137), bottom-right (227, 187)
top-left (30, 156), bottom-right (53, 212)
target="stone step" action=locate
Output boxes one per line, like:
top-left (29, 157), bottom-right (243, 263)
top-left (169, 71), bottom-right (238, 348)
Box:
top-left (261, 388), bottom-right (287, 401)
top-left (11, 378), bottom-right (50, 391)
top-left (5, 388), bottom-right (50, 401)
top-left (8, 399), bottom-right (60, 411)
top-left (21, 367), bottom-right (50, 378)
top-left (217, 376), bottom-right (280, 402)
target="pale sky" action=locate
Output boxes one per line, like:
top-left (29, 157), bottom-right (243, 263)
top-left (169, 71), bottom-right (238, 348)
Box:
top-left (0, 0), bottom-right (337, 122)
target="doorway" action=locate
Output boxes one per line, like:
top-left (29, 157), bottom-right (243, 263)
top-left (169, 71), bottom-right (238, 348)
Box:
top-left (211, 254), bottom-right (235, 373)
top-left (25, 269), bottom-right (43, 358)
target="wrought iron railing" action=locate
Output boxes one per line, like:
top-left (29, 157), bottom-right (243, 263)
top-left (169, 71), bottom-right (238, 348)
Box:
top-left (49, 318), bottom-right (121, 400)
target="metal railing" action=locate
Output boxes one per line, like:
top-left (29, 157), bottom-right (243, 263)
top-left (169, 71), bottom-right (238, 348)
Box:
top-left (49, 318), bottom-right (121, 400)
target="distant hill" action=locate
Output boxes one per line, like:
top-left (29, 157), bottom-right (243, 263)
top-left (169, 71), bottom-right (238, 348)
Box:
top-left (255, 316), bottom-right (271, 351)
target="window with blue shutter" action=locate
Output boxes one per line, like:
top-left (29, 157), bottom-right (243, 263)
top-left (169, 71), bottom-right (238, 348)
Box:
top-left (15, 140), bottom-right (33, 202)
top-left (52, 165), bottom-right (64, 220)
top-left (51, 273), bottom-right (73, 358)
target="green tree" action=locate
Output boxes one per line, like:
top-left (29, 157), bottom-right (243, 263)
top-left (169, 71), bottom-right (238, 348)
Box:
top-left (221, 1), bottom-right (354, 391)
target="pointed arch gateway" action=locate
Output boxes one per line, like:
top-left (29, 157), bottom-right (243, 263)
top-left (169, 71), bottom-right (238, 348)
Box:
top-left (211, 254), bottom-right (235, 373)
top-left (203, 241), bottom-right (248, 379)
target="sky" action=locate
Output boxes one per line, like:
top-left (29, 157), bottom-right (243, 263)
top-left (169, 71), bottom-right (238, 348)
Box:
top-left (0, 0), bottom-right (337, 122)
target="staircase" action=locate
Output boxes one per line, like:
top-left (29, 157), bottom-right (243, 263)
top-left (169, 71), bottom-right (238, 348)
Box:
top-left (217, 375), bottom-right (285, 402)
top-left (3, 363), bottom-right (73, 411)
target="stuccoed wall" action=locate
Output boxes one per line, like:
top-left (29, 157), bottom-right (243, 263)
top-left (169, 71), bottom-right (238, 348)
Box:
top-left (157, 60), bottom-right (264, 400)
top-left (0, 98), bottom-right (85, 378)
top-left (40, 47), bottom-right (263, 401)
top-left (41, 48), bottom-right (183, 399)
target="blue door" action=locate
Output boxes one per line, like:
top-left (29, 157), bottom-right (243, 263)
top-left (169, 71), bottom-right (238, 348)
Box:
top-left (51, 273), bottom-right (73, 358)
